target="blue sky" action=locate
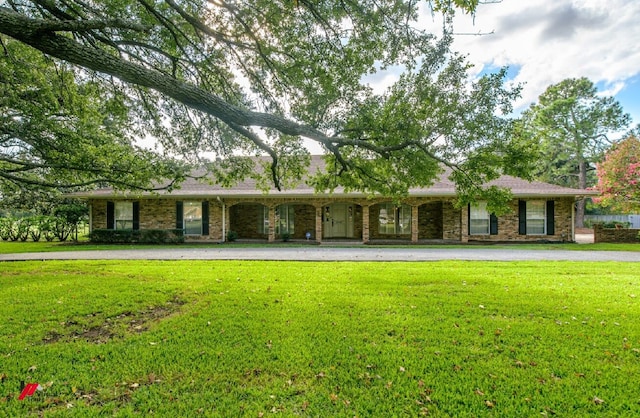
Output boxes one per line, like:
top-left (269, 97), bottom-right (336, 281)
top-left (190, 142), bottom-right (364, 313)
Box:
top-left (449, 0), bottom-right (640, 133)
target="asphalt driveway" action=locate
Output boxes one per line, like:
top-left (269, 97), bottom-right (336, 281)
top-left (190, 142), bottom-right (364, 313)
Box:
top-left (1, 246), bottom-right (639, 262)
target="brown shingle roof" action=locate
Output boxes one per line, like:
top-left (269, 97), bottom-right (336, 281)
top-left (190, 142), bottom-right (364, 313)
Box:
top-left (74, 155), bottom-right (597, 199)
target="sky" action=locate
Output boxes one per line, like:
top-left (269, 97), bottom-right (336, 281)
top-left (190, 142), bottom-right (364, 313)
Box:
top-left (364, 0), bottom-right (640, 134)
top-left (449, 0), bottom-right (640, 129)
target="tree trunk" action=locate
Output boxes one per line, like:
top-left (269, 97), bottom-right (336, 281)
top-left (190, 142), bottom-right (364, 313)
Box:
top-left (576, 160), bottom-right (588, 228)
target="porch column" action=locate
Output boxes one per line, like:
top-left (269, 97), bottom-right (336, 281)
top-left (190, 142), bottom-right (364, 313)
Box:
top-left (315, 206), bottom-right (323, 243)
top-left (461, 204), bottom-right (469, 243)
top-left (362, 205), bottom-right (370, 243)
top-left (411, 205), bottom-right (419, 243)
top-left (268, 206), bottom-right (276, 242)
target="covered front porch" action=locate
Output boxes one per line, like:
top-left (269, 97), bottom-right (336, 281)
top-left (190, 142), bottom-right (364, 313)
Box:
top-left (225, 198), bottom-right (464, 244)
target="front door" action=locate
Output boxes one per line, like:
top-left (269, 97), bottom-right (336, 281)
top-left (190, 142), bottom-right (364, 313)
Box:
top-left (323, 204), bottom-right (354, 238)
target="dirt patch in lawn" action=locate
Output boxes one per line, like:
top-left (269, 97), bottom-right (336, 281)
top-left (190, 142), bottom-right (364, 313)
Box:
top-left (43, 296), bottom-right (186, 344)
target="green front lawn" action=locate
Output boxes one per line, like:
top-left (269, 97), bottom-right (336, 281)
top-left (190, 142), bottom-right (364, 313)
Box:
top-left (1, 260), bottom-right (639, 416)
top-left (0, 240), bottom-right (639, 254)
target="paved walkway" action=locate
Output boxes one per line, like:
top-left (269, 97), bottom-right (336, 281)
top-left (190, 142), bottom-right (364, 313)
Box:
top-left (1, 246), bottom-right (639, 262)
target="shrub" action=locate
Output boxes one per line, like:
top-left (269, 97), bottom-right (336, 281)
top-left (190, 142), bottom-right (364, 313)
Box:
top-left (226, 230), bottom-right (238, 242)
top-left (90, 229), bottom-right (185, 244)
top-left (602, 221), bottom-right (631, 229)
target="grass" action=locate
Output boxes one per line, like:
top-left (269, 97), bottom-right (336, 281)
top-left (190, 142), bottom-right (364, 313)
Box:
top-left (1, 239), bottom-right (639, 254)
top-left (1, 260), bottom-right (639, 416)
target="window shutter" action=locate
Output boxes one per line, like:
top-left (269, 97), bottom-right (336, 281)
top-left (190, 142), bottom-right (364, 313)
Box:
top-left (518, 200), bottom-right (527, 235)
top-left (202, 201), bottom-right (209, 236)
top-left (546, 200), bottom-right (555, 236)
top-left (176, 201), bottom-right (183, 230)
top-left (132, 202), bottom-right (140, 230)
top-left (467, 204), bottom-right (471, 235)
top-left (106, 201), bottom-right (115, 229)
top-left (490, 213), bottom-right (498, 235)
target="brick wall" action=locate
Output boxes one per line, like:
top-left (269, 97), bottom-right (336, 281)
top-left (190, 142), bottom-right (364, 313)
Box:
top-left (419, 202), bottom-right (443, 239)
top-left (89, 196), bottom-right (577, 243)
top-left (594, 224), bottom-right (640, 243)
top-left (467, 198), bottom-right (574, 242)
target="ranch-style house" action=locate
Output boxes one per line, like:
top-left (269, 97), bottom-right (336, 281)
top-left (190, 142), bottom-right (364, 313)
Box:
top-left (76, 156), bottom-right (595, 244)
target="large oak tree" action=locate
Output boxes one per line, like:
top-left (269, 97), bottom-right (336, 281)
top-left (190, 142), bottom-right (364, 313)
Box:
top-left (1, 36), bottom-right (190, 212)
top-left (0, 0), bottom-right (536, 212)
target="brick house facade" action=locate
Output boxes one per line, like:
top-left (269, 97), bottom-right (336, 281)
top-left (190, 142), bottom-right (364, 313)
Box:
top-left (79, 157), bottom-right (594, 244)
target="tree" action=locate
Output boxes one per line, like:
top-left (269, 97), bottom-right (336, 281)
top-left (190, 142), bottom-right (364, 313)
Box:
top-left (594, 135), bottom-right (640, 213)
top-left (0, 1), bottom-right (537, 213)
top-left (521, 77), bottom-right (630, 226)
top-left (1, 36), bottom-right (189, 197)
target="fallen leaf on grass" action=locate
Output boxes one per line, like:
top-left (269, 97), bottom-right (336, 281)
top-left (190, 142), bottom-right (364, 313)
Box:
top-left (593, 396), bottom-right (605, 405)
top-left (485, 400), bottom-right (495, 408)
top-left (474, 389), bottom-right (485, 396)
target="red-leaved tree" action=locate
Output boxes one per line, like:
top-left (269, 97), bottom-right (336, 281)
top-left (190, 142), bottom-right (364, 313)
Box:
top-left (595, 135), bottom-right (640, 213)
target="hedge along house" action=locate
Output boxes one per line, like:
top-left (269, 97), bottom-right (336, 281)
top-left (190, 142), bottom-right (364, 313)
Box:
top-left (76, 156), bottom-right (596, 244)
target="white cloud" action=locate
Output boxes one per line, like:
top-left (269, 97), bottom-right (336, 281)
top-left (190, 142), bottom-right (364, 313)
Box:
top-left (449, 0), bottom-right (640, 114)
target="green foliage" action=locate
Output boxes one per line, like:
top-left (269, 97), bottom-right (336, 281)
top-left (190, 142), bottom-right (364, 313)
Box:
top-left (0, 260), bottom-right (639, 416)
top-left (0, 215), bottom-right (78, 242)
top-left (226, 230), bottom-right (238, 242)
top-left (595, 135), bottom-right (640, 213)
top-left (1, 2), bottom-right (530, 212)
top-left (0, 36), bottom-right (189, 195)
top-left (89, 229), bottom-right (185, 244)
top-left (595, 221), bottom-right (632, 229)
top-left (522, 77), bottom-right (630, 190)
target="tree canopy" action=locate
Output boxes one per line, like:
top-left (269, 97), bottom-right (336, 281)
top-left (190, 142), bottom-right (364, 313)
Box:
top-left (520, 77), bottom-right (630, 225)
top-left (595, 135), bottom-right (640, 213)
top-left (0, 0), bottom-right (536, 212)
top-left (0, 36), bottom-right (189, 202)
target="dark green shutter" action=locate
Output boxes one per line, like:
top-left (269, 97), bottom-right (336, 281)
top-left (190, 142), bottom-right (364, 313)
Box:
top-left (546, 200), bottom-right (555, 236)
top-left (202, 201), bottom-right (209, 236)
top-left (467, 204), bottom-right (471, 235)
top-left (132, 202), bottom-right (140, 230)
top-left (106, 201), bottom-right (115, 229)
top-left (490, 214), bottom-right (498, 235)
top-left (176, 201), bottom-right (183, 230)
top-left (518, 200), bottom-right (527, 235)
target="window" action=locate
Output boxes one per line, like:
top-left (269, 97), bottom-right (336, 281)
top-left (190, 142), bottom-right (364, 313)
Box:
top-left (257, 205), bottom-right (269, 235)
top-left (526, 201), bottom-right (546, 235)
top-left (115, 202), bottom-right (133, 230)
top-left (469, 202), bottom-right (490, 235)
top-left (275, 205), bottom-right (295, 235)
top-left (184, 201), bottom-right (202, 235)
top-left (378, 204), bottom-right (411, 235)
top-left (258, 205), bottom-right (295, 235)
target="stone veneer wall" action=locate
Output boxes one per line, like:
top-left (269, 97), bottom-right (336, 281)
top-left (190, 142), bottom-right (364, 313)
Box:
top-left (89, 196), bottom-right (576, 243)
top-left (594, 224), bottom-right (640, 243)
